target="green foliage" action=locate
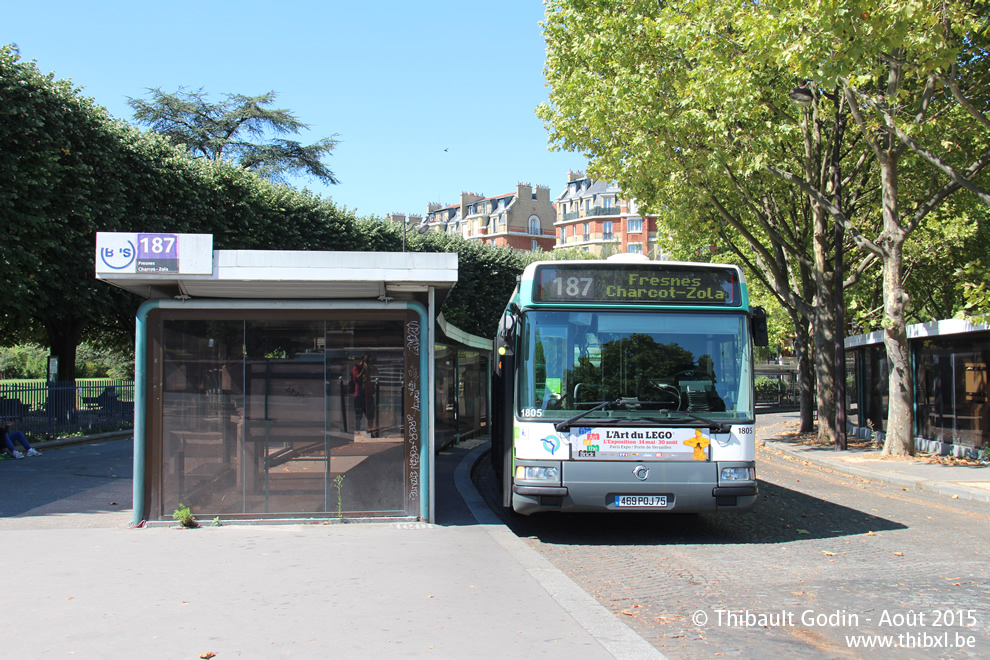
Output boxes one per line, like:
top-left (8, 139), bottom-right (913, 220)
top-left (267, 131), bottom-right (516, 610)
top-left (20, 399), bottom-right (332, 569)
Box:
top-left (957, 260), bottom-right (990, 325)
top-left (0, 341), bottom-right (131, 381)
top-left (332, 474), bottom-right (345, 519)
top-left (568, 334), bottom-right (696, 401)
top-left (129, 87), bottom-right (339, 186)
top-left (755, 377), bottom-right (782, 395)
top-left (74, 343), bottom-right (134, 379)
top-left (171, 503), bottom-right (197, 528)
top-left (0, 344), bottom-right (48, 379)
top-left (518, 246), bottom-right (599, 265)
top-left (538, 0), bottom-right (990, 451)
top-left (0, 45), bottom-right (361, 379)
top-left (405, 230), bottom-right (526, 338)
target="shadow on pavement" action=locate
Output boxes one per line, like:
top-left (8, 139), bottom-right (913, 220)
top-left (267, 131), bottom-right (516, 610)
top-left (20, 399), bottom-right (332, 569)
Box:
top-left (472, 449), bottom-right (906, 546)
top-left (0, 439), bottom-right (133, 519)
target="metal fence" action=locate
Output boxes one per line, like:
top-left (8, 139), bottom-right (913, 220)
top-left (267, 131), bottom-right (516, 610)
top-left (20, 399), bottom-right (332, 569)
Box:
top-left (755, 380), bottom-right (801, 409)
top-left (0, 379), bottom-right (134, 438)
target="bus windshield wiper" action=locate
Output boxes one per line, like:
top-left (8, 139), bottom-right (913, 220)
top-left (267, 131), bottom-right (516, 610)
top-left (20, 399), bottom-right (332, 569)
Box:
top-left (555, 398), bottom-right (621, 432)
top-left (641, 409), bottom-right (734, 433)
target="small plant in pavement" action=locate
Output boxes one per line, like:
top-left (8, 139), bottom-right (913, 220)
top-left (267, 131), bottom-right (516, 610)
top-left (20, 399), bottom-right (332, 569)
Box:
top-left (172, 503), bottom-right (198, 528)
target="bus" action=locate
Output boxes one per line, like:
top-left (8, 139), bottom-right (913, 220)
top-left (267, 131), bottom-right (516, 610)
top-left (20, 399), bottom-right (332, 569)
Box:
top-left (491, 254), bottom-right (768, 515)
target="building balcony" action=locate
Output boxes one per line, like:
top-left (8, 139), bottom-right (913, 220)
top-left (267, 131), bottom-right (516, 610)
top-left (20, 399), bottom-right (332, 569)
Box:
top-left (562, 211), bottom-right (580, 221)
top-left (587, 206), bottom-right (619, 217)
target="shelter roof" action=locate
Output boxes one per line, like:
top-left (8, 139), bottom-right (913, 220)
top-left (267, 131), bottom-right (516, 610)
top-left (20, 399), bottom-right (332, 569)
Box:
top-left (97, 249), bottom-right (459, 306)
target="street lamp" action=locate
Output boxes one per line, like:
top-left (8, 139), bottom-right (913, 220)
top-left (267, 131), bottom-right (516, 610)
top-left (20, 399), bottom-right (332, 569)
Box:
top-left (789, 86), bottom-right (814, 107)
top-left (402, 216), bottom-right (430, 252)
top-left (789, 85), bottom-right (847, 450)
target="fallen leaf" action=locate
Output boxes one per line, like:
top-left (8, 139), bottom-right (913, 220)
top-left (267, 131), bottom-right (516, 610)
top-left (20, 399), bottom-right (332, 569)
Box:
top-left (892, 552), bottom-right (904, 556)
top-left (200, 653), bottom-right (216, 659)
top-left (952, 495), bottom-right (959, 499)
top-left (796, 529), bottom-right (809, 534)
top-left (621, 609), bottom-right (634, 616)
top-left (822, 551), bottom-right (837, 556)
top-left (866, 531), bottom-right (876, 536)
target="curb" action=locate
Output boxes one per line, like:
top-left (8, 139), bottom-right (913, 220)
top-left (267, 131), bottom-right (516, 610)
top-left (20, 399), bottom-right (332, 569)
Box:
top-left (32, 430), bottom-right (133, 451)
top-left (765, 440), bottom-right (990, 504)
top-left (454, 442), bottom-right (667, 660)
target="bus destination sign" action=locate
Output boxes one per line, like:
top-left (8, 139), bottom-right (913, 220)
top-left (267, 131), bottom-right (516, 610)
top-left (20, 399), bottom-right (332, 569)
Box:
top-left (534, 264), bottom-right (740, 306)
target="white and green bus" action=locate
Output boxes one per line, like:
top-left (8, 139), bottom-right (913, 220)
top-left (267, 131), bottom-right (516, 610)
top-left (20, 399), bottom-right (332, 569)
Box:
top-left (491, 255), bottom-right (769, 515)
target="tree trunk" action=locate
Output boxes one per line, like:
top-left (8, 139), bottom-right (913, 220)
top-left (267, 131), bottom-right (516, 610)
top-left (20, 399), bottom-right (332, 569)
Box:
top-left (45, 317), bottom-right (86, 382)
top-left (813, 207), bottom-right (837, 443)
top-left (795, 314), bottom-right (816, 433)
top-left (878, 157), bottom-right (915, 456)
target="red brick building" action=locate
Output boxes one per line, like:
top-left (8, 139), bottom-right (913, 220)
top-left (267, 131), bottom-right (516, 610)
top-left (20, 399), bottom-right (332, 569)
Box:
top-left (553, 171), bottom-right (660, 257)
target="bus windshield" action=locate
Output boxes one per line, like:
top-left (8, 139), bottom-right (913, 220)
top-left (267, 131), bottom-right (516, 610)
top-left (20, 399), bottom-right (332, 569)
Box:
top-left (517, 310), bottom-right (754, 422)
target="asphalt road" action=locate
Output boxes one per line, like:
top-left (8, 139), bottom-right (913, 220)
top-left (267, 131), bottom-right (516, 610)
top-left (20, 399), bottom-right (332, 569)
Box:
top-left (473, 414), bottom-right (990, 659)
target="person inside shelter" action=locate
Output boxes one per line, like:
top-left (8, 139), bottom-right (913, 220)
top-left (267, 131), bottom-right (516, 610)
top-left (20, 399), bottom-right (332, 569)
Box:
top-left (1, 419), bottom-right (41, 459)
top-left (351, 353), bottom-right (378, 437)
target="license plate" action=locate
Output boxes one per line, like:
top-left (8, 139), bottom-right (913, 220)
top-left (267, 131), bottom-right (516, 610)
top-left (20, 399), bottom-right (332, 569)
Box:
top-left (614, 495), bottom-right (668, 507)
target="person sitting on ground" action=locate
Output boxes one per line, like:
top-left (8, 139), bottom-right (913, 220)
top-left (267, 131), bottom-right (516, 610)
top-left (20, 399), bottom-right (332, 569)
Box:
top-left (1, 420), bottom-right (41, 459)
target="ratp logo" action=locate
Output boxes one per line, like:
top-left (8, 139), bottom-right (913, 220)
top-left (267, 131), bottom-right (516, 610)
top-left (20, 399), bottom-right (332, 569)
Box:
top-left (99, 238), bottom-right (136, 270)
top-left (541, 434), bottom-right (561, 455)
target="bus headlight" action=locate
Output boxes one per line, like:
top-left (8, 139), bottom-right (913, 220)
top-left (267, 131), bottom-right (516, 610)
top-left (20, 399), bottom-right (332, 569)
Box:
top-left (515, 466), bottom-right (560, 482)
top-left (720, 466), bottom-right (755, 481)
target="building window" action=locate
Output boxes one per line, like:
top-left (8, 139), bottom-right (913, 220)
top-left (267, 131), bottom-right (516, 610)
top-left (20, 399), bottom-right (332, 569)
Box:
top-left (628, 243), bottom-right (643, 254)
top-left (531, 239), bottom-right (539, 251)
top-left (627, 219), bottom-right (642, 233)
top-left (603, 221), bottom-right (613, 240)
top-left (583, 223), bottom-right (590, 241)
top-left (603, 197), bottom-right (613, 208)
top-left (528, 215), bottom-right (541, 234)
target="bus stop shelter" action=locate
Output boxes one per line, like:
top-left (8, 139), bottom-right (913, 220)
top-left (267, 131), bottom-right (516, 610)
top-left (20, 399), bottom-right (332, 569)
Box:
top-left (95, 233), bottom-right (458, 524)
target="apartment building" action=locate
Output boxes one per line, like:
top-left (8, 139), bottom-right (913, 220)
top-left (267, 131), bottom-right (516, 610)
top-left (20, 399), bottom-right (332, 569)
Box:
top-left (424, 183), bottom-right (557, 252)
top-left (553, 171), bottom-right (660, 257)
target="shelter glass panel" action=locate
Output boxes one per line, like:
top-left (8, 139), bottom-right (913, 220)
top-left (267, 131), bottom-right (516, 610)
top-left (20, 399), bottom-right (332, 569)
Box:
top-left (157, 312), bottom-right (415, 520)
top-left (457, 350), bottom-right (488, 440)
top-left (161, 320), bottom-right (245, 516)
top-left (435, 345), bottom-right (457, 450)
top-left (916, 337), bottom-right (990, 449)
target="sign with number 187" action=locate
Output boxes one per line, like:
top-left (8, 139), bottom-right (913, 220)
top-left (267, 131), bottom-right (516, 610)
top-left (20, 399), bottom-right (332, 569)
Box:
top-left (95, 233), bottom-right (213, 276)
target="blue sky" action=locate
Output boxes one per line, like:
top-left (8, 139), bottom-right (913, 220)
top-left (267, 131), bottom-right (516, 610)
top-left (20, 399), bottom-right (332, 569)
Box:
top-left (3, 0), bottom-right (585, 218)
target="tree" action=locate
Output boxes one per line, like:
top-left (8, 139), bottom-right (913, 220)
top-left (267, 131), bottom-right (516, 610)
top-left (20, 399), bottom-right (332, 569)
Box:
top-left (741, 0), bottom-right (990, 455)
top-left (536, 0), bottom-right (870, 437)
top-left (1, 46), bottom-right (362, 381)
top-left (129, 88), bottom-right (340, 186)
top-left (538, 0), bottom-right (990, 455)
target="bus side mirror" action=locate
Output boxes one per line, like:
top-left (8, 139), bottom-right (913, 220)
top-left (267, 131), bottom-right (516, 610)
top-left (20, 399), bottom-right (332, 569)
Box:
top-left (499, 303), bottom-right (520, 342)
top-left (751, 307), bottom-right (769, 347)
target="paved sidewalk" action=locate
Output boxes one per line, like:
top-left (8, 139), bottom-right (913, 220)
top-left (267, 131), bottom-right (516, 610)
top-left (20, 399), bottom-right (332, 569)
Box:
top-left (757, 411), bottom-right (990, 504)
top-left (0, 436), bottom-right (662, 660)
